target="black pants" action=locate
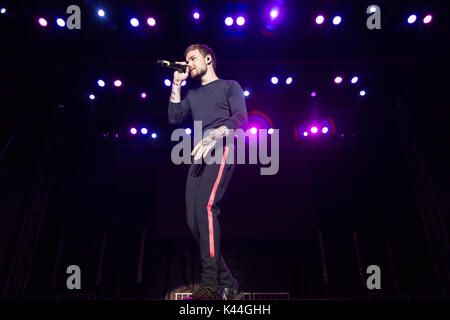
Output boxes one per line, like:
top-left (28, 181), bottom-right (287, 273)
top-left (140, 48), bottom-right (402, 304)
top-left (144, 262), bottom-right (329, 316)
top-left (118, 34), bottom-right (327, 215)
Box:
top-left (185, 143), bottom-right (237, 291)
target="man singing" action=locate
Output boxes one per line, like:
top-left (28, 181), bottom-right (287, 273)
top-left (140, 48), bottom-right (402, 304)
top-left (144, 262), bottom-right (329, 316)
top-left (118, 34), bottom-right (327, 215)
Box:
top-left (168, 44), bottom-right (247, 300)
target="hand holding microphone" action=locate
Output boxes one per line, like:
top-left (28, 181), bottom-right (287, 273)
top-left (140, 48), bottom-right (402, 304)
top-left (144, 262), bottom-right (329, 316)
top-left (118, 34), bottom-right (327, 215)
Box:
top-left (173, 61), bottom-right (190, 84)
top-left (157, 60), bottom-right (190, 84)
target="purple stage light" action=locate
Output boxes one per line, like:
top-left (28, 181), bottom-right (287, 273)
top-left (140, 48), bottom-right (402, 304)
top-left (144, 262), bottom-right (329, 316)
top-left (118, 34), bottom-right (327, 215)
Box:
top-left (225, 17), bottom-right (233, 26)
top-left (303, 131), bottom-right (309, 137)
top-left (140, 92), bottom-right (147, 99)
top-left (114, 80), bottom-right (122, 87)
top-left (334, 76), bottom-right (343, 84)
top-left (332, 16), bottom-right (342, 25)
top-left (311, 91), bottom-right (317, 97)
top-left (236, 16), bottom-right (246, 26)
top-left (98, 9), bottom-right (105, 17)
top-left (89, 94), bottom-right (95, 100)
top-left (1, 8), bottom-right (6, 14)
top-left (250, 127), bottom-right (257, 134)
top-left (407, 14), bottom-right (417, 24)
top-left (185, 128), bottom-right (192, 135)
top-left (130, 18), bottom-right (139, 27)
top-left (164, 79), bottom-right (171, 87)
top-left (423, 15), bottom-right (432, 24)
top-left (271, 76), bottom-right (279, 84)
top-left (351, 76), bottom-right (359, 84)
top-left (285, 77), bottom-right (293, 85)
top-left (268, 128), bottom-right (274, 135)
top-left (141, 128), bottom-right (148, 135)
top-left (243, 90), bottom-right (250, 97)
top-left (97, 79), bottom-right (105, 87)
top-left (270, 8), bottom-right (279, 20)
top-left (360, 90), bottom-right (366, 96)
top-left (315, 15), bottom-right (324, 25)
top-left (322, 127), bottom-right (329, 134)
top-left (38, 18), bottom-right (48, 27)
top-left (56, 18), bottom-right (65, 27)
top-left (130, 128), bottom-right (137, 135)
top-left (151, 133), bottom-right (157, 139)
top-left (181, 80), bottom-right (186, 86)
top-left (311, 126), bottom-right (318, 134)
top-left (193, 12), bottom-right (200, 20)
top-left (147, 17), bottom-right (156, 27)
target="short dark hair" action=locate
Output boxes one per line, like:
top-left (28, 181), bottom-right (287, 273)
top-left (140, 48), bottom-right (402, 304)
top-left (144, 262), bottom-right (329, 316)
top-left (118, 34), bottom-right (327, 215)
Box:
top-left (184, 44), bottom-right (216, 70)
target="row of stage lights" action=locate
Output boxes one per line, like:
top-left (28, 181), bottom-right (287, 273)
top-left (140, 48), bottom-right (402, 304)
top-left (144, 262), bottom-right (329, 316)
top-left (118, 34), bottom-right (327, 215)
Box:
top-left (314, 12), bottom-right (432, 25)
top-left (102, 110), bottom-right (337, 143)
top-left (88, 75), bottom-right (367, 101)
top-left (123, 127), bottom-right (277, 138)
top-left (0, 6), bottom-right (433, 29)
top-left (102, 124), bottom-right (333, 144)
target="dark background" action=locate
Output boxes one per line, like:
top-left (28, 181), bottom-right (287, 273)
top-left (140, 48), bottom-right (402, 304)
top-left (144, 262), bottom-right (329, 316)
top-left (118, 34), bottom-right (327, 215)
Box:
top-left (1, 0), bottom-right (449, 299)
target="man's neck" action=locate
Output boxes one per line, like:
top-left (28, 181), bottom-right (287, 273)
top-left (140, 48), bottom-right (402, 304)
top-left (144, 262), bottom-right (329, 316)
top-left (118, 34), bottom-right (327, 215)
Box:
top-left (200, 72), bottom-right (219, 86)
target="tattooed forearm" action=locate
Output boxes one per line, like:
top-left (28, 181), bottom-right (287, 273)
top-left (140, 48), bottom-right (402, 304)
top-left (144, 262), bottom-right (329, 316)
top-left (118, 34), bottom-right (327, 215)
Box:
top-left (169, 82), bottom-right (181, 103)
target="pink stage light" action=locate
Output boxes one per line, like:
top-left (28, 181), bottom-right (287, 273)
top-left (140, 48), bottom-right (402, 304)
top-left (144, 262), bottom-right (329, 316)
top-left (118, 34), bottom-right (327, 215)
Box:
top-left (38, 18), bottom-right (48, 27)
top-left (423, 15), bottom-right (432, 24)
top-left (315, 15), bottom-right (324, 25)
top-left (334, 76), bottom-right (343, 84)
top-left (147, 17), bottom-right (156, 27)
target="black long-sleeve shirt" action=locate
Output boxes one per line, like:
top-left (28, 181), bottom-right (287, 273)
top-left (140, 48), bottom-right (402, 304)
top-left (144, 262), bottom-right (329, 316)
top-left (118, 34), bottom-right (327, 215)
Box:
top-left (168, 79), bottom-right (248, 132)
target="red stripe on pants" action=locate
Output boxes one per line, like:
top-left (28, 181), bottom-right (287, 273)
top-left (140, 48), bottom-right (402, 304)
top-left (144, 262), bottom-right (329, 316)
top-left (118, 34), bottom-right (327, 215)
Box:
top-left (206, 146), bottom-right (229, 258)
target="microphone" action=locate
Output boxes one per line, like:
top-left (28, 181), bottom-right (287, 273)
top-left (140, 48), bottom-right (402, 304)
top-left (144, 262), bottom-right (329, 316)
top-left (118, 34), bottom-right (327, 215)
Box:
top-left (157, 60), bottom-right (187, 72)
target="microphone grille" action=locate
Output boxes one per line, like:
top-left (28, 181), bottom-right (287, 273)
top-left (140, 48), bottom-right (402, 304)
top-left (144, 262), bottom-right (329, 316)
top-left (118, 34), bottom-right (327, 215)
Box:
top-left (157, 60), bottom-right (170, 66)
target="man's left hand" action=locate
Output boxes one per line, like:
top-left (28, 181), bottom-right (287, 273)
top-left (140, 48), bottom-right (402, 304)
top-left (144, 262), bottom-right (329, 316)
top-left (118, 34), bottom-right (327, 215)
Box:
top-left (191, 125), bottom-right (229, 161)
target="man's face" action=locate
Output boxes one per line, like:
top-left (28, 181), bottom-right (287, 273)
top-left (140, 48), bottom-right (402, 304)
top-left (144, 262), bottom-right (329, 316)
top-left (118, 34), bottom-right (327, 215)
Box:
top-left (185, 49), bottom-right (208, 79)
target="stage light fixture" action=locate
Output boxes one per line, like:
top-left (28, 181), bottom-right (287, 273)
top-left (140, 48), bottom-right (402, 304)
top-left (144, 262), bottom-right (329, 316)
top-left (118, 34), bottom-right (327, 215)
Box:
top-left (236, 16), bottom-right (246, 26)
top-left (130, 18), bottom-right (139, 27)
top-left (147, 17), bottom-right (156, 27)
top-left (423, 15), bottom-right (432, 24)
top-left (225, 17), bottom-right (233, 26)
top-left (332, 16), bottom-right (342, 25)
top-left (56, 18), bottom-right (65, 27)
top-left (315, 15), bottom-right (324, 24)
top-left (38, 18), bottom-right (48, 27)
top-left (407, 14), bottom-right (417, 24)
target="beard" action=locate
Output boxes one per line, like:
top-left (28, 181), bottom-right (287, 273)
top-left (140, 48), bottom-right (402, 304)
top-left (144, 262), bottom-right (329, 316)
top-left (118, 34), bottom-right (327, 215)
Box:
top-left (190, 66), bottom-right (206, 80)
